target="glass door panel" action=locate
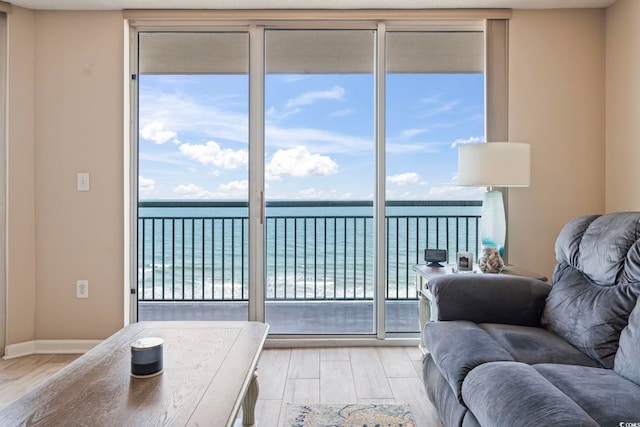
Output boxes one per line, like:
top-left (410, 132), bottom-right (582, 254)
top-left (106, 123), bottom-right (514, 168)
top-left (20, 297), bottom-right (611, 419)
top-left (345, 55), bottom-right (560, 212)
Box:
top-left (137, 32), bottom-right (250, 321)
top-left (264, 30), bottom-right (375, 334)
top-left (385, 31), bottom-right (485, 333)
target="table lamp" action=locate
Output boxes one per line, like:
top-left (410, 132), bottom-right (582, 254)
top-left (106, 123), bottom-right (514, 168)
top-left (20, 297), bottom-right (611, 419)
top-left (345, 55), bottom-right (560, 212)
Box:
top-left (458, 142), bottom-right (531, 256)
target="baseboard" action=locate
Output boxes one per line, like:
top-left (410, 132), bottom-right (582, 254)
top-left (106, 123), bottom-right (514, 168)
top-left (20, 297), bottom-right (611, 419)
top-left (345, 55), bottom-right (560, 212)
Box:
top-left (3, 340), bottom-right (36, 359)
top-left (3, 339), bottom-right (102, 360)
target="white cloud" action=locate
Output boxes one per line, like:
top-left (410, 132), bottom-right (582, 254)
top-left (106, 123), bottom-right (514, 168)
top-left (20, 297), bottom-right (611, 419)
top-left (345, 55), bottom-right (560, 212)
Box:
top-left (400, 129), bottom-right (427, 139)
top-left (139, 176), bottom-right (156, 195)
top-left (420, 95), bottom-right (441, 104)
top-left (219, 180), bottom-right (248, 194)
top-left (386, 190), bottom-right (424, 200)
top-left (285, 86), bottom-right (345, 109)
top-left (268, 85), bottom-right (346, 119)
top-left (172, 181), bottom-right (255, 200)
top-left (139, 90), bottom-right (248, 145)
top-left (386, 142), bottom-right (446, 154)
top-left (265, 125), bottom-right (371, 154)
top-left (422, 100), bottom-right (460, 118)
top-left (266, 146), bottom-right (338, 180)
top-left (450, 135), bottom-right (485, 148)
top-left (173, 184), bottom-right (216, 199)
top-left (266, 105), bottom-right (302, 120)
top-left (140, 82), bottom-right (368, 156)
top-left (286, 188), bottom-right (355, 200)
top-left (426, 185), bottom-right (485, 200)
top-left (385, 185), bottom-right (484, 201)
top-left (281, 75), bottom-right (307, 83)
top-left (297, 188), bottom-right (339, 199)
top-left (179, 141), bottom-right (248, 169)
top-left (387, 172), bottom-right (421, 186)
top-left (329, 108), bottom-right (356, 118)
top-left (140, 121), bottom-right (178, 144)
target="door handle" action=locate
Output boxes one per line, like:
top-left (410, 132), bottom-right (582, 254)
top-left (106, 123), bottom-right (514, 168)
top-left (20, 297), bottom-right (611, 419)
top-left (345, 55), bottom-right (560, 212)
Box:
top-left (260, 191), bottom-right (264, 225)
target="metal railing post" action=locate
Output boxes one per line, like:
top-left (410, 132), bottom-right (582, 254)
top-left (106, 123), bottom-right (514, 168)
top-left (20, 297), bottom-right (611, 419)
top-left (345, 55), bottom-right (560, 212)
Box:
top-left (137, 201), bottom-right (480, 303)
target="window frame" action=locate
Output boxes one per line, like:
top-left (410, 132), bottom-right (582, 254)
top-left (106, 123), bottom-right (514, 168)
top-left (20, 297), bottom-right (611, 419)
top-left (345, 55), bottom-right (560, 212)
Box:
top-left (124, 15), bottom-right (508, 345)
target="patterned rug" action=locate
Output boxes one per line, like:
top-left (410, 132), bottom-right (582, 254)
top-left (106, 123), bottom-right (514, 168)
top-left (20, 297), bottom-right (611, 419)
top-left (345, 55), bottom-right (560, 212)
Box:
top-left (284, 403), bottom-right (416, 427)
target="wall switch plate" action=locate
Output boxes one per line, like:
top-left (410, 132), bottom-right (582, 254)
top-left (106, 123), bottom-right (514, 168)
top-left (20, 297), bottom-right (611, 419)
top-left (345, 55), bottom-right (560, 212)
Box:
top-left (76, 280), bottom-right (89, 298)
top-left (77, 173), bottom-right (90, 191)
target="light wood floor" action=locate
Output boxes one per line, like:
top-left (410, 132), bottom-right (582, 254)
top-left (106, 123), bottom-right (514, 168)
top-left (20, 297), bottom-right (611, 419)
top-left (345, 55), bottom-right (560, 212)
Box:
top-left (0, 354), bottom-right (81, 410)
top-left (0, 347), bottom-right (443, 427)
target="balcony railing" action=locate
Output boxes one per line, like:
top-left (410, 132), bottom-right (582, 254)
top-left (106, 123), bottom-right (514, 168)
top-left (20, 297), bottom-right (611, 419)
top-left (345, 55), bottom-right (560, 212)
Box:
top-left (137, 200), bottom-right (481, 302)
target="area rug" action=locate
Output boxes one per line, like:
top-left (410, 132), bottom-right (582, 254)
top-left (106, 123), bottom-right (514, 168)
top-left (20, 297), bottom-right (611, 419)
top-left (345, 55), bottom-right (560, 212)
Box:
top-left (284, 403), bottom-right (416, 427)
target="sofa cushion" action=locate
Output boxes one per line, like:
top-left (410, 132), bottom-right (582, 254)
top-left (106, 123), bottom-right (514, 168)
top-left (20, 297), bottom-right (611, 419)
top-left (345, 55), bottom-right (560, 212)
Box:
top-left (553, 214), bottom-right (600, 270)
top-left (424, 320), bottom-right (604, 402)
top-left (554, 213), bottom-right (640, 286)
top-left (615, 300), bottom-right (640, 385)
top-left (428, 274), bottom-right (550, 326)
top-left (543, 212), bottom-right (640, 368)
top-left (544, 264), bottom-right (639, 368)
top-left (479, 323), bottom-right (600, 367)
top-left (423, 354), bottom-right (471, 427)
top-left (461, 362), bottom-right (599, 427)
top-left (423, 321), bottom-right (514, 400)
top-left (534, 363), bottom-right (640, 426)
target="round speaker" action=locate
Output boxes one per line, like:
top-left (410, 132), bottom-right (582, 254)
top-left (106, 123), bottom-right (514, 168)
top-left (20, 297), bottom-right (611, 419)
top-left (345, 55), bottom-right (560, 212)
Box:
top-left (131, 337), bottom-right (164, 378)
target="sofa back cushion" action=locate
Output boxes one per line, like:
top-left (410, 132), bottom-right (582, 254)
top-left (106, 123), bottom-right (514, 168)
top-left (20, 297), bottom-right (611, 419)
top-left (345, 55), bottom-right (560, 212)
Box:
top-left (615, 300), bottom-right (640, 385)
top-left (543, 213), bottom-right (640, 368)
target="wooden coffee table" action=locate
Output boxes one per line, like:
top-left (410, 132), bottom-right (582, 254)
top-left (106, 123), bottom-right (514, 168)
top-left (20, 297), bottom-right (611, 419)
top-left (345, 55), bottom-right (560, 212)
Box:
top-left (0, 321), bottom-right (269, 426)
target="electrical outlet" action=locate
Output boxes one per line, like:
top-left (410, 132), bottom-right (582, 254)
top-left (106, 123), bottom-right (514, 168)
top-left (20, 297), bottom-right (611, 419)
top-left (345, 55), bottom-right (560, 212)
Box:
top-left (76, 280), bottom-right (89, 299)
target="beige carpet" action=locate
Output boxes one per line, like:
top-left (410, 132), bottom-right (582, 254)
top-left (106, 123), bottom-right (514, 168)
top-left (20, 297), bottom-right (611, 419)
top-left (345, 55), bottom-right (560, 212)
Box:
top-left (284, 403), bottom-right (416, 427)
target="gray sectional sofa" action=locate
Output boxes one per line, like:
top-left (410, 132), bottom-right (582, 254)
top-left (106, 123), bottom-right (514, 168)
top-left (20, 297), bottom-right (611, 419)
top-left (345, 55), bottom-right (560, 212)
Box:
top-left (422, 212), bottom-right (640, 427)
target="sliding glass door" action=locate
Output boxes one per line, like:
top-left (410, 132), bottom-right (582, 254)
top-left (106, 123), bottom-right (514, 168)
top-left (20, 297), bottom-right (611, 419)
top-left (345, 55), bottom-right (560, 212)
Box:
top-left (263, 30), bottom-right (375, 334)
top-left (132, 22), bottom-right (490, 338)
top-left (384, 31), bottom-right (485, 333)
top-left (136, 32), bottom-right (250, 321)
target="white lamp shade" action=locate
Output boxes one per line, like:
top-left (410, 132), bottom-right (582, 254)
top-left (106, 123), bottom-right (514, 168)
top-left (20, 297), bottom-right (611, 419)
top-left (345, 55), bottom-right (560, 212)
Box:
top-left (458, 142), bottom-right (531, 187)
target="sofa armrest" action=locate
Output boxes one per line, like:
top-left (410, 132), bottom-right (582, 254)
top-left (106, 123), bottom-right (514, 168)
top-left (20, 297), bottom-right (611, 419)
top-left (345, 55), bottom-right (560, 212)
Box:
top-left (428, 274), bottom-right (551, 326)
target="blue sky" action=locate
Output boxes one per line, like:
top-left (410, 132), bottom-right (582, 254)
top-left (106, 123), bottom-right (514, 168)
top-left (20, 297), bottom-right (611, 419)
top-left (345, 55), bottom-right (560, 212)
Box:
top-left (138, 72), bottom-right (486, 201)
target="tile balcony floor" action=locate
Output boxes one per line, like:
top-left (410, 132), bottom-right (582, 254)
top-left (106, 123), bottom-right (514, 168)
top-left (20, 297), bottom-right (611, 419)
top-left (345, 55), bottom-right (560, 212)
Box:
top-left (138, 300), bottom-right (420, 334)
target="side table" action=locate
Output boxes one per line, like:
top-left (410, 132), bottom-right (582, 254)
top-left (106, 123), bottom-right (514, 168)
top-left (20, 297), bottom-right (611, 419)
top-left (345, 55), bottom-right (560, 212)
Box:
top-left (414, 263), bottom-right (548, 354)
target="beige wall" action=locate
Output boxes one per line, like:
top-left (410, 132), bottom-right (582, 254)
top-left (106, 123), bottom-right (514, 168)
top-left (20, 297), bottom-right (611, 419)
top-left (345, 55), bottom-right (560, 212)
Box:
top-left (5, 10), bottom-right (124, 346)
top-left (2, 7), bottom-right (614, 344)
top-left (507, 9), bottom-right (606, 279)
top-left (6, 6), bottom-right (36, 345)
top-left (605, 0), bottom-right (640, 212)
top-left (33, 11), bottom-right (125, 340)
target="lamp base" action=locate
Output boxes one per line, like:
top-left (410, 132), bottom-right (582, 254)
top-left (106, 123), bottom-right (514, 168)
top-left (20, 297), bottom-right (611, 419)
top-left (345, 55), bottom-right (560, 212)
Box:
top-left (480, 190), bottom-right (506, 256)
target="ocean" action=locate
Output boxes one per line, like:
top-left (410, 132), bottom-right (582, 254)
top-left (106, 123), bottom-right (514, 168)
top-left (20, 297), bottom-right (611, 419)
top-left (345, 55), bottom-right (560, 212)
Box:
top-left (137, 201), bottom-right (482, 302)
